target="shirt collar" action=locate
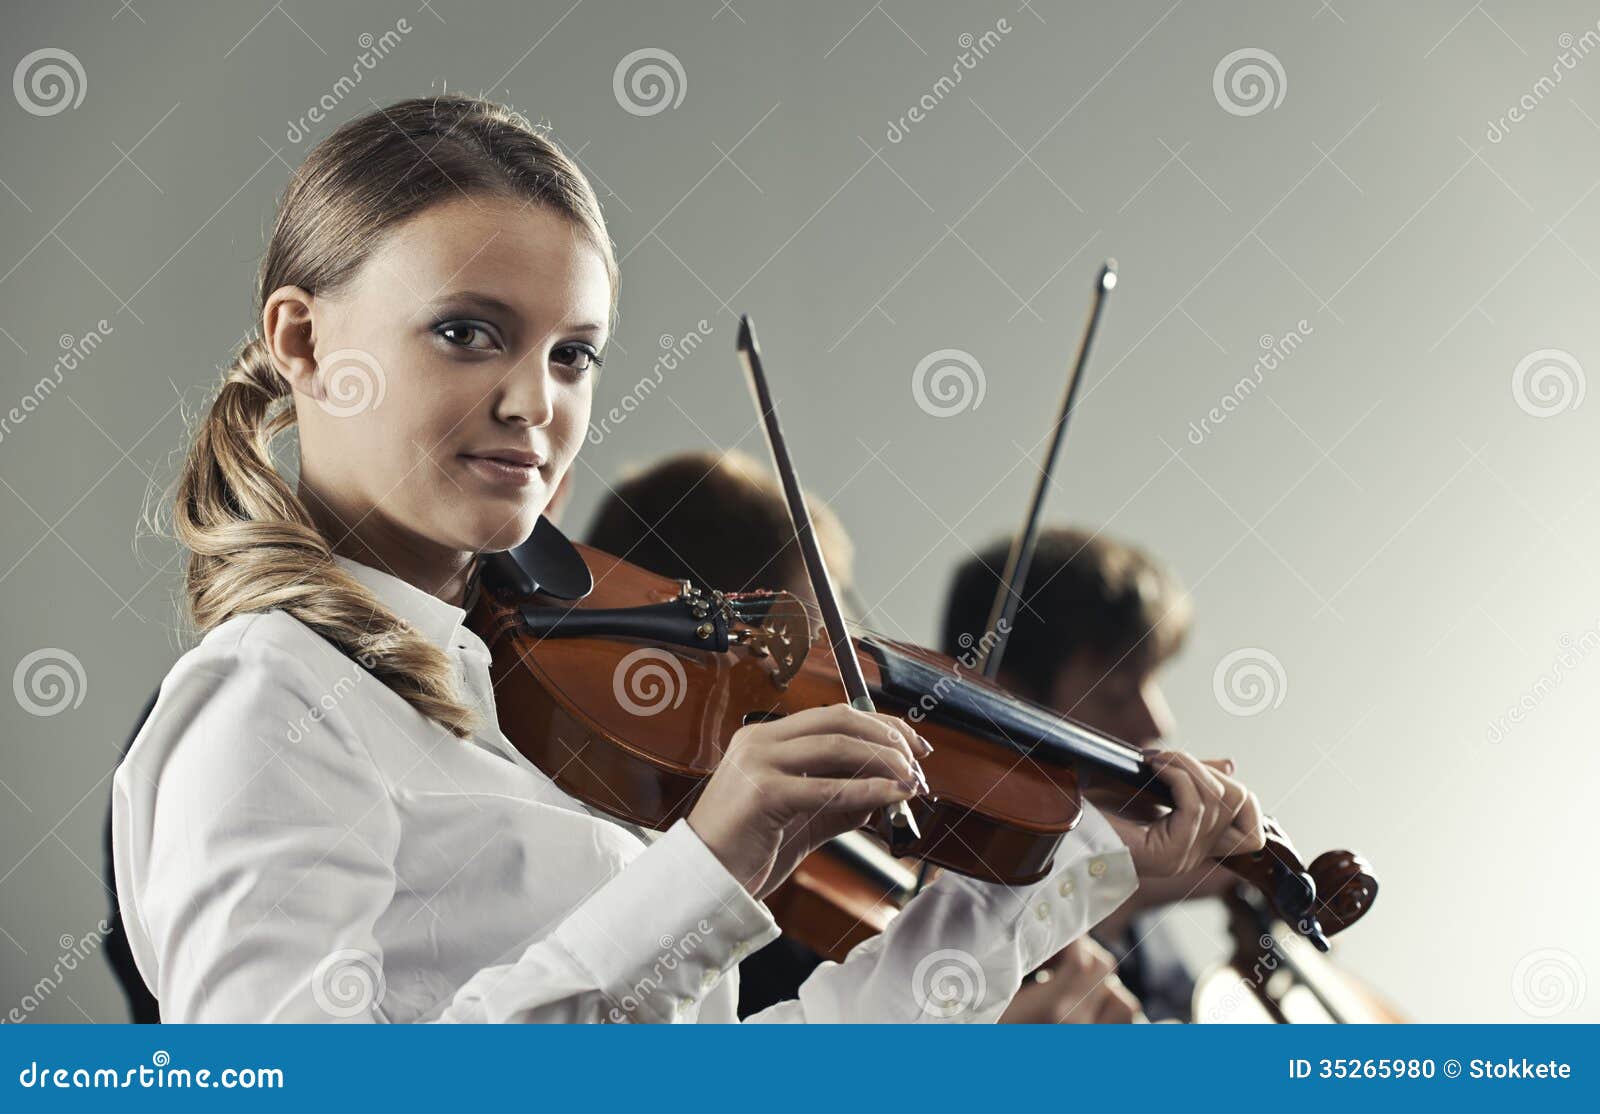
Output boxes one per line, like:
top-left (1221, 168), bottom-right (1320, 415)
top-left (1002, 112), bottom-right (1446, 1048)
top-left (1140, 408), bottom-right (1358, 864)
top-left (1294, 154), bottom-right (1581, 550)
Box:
top-left (333, 554), bottom-right (469, 655)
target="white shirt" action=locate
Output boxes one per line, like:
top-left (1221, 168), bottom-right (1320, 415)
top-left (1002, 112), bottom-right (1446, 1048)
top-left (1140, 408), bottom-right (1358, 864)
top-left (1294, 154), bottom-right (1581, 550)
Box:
top-left (111, 555), bottom-right (1138, 1023)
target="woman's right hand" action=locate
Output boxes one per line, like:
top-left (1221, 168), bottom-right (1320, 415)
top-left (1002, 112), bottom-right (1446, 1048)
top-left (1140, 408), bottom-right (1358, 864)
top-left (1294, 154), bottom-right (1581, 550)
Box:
top-left (687, 703), bottom-right (931, 900)
top-left (1105, 750), bottom-right (1266, 878)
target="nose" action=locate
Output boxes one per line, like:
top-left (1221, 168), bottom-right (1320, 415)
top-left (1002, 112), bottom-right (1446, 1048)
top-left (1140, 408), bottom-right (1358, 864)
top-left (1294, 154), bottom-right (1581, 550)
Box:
top-left (495, 354), bottom-right (556, 429)
top-left (1126, 679), bottom-right (1176, 748)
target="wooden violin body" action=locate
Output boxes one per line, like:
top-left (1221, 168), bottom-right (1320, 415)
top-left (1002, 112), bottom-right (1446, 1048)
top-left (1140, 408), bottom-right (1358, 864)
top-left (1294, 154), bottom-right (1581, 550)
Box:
top-left (471, 542), bottom-right (1082, 885)
top-left (468, 536), bottom-right (1377, 950)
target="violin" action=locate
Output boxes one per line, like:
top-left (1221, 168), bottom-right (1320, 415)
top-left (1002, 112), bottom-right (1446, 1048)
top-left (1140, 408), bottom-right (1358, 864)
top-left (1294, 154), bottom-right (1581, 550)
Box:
top-left (465, 520), bottom-right (1377, 951)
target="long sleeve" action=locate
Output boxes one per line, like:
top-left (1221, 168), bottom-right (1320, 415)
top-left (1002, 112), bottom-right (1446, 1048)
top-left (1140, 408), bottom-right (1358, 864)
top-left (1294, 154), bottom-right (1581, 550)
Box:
top-left (744, 803), bottom-right (1138, 1023)
top-left (112, 632), bottom-right (778, 1024)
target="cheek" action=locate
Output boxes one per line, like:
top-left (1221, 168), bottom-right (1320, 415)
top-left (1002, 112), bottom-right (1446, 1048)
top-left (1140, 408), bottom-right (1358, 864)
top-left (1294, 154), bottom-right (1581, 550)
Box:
top-left (553, 381), bottom-right (593, 454)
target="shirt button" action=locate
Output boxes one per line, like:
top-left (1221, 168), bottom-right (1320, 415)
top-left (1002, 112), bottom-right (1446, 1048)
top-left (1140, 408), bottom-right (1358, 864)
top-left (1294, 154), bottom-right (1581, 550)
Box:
top-left (1088, 857), bottom-right (1108, 877)
top-left (1058, 878), bottom-right (1075, 897)
top-left (1035, 901), bottom-right (1050, 920)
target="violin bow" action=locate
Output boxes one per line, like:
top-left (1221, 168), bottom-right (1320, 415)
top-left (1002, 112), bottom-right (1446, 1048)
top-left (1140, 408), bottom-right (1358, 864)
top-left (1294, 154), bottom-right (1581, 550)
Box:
top-left (976, 260), bottom-right (1118, 680)
top-left (735, 314), bottom-right (922, 853)
top-left (906, 261), bottom-right (1117, 896)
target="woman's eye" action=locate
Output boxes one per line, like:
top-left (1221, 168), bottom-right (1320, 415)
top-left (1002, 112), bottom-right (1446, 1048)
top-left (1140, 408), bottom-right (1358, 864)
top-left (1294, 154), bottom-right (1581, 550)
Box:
top-left (553, 343), bottom-right (602, 372)
top-left (435, 321), bottom-right (497, 350)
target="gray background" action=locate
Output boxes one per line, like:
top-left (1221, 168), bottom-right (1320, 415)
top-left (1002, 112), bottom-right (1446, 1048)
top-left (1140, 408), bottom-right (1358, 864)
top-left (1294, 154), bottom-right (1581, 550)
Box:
top-left (3, 0), bottom-right (1596, 1023)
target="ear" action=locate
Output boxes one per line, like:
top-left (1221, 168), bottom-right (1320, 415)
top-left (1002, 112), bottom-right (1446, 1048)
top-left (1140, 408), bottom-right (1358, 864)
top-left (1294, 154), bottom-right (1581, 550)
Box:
top-left (262, 285), bottom-right (321, 400)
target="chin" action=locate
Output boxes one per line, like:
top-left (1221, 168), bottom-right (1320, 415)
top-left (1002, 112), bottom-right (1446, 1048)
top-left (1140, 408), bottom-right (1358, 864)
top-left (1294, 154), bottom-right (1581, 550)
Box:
top-left (466, 507), bottom-right (543, 554)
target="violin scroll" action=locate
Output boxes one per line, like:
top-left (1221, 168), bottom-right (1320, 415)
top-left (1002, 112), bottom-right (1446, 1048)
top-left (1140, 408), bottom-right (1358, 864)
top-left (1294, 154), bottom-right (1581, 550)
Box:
top-left (1307, 849), bottom-right (1379, 938)
top-left (1221, 818), bottom-right (1377, 951)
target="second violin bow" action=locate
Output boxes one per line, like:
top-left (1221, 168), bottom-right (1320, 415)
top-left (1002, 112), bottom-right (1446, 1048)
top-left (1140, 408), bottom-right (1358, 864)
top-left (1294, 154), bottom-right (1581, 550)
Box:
top-left (977, 260), bottom-right (1118, 679)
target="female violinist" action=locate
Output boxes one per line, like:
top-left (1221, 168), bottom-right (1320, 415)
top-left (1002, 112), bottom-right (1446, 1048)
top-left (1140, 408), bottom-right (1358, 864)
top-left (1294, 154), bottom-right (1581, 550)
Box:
top-left (110, 94), bottom-right (1266, 1023)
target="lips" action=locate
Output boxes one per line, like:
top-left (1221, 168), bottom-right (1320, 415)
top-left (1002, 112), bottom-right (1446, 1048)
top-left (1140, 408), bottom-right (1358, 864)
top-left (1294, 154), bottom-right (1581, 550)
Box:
top-left (458, 449), bottom-right (546, 488)
top-left (463, 448), bottom-right (545, 468)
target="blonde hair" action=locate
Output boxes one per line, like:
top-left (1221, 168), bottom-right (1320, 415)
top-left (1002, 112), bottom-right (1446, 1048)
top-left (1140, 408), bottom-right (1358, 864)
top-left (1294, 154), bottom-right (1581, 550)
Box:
top-left (174, 95), bottom-right (618, 738)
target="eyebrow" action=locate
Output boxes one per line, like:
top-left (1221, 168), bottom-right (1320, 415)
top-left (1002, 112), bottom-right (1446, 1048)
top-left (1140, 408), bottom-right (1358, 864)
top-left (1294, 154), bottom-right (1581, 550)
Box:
top-left (424, 290), bottom-right (607, 335)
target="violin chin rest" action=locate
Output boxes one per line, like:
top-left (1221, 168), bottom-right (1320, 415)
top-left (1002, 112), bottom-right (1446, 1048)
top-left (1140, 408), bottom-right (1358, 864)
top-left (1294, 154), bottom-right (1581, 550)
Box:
top-left (488, 515), bottom-right (594, 601)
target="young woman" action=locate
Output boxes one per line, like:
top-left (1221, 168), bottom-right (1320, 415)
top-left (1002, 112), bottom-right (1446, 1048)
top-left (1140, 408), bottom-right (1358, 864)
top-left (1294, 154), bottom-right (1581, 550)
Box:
top-left (110, 95), bottom-right (1265, 1024)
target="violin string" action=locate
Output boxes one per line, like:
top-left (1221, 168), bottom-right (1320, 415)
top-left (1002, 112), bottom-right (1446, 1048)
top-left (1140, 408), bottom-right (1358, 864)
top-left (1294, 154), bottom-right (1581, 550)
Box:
top-left (732, 590), bottom-right (1143, 762)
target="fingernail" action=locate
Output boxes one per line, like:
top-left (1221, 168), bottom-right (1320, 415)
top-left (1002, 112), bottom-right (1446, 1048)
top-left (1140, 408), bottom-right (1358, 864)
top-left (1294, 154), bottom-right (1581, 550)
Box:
top-left (914, 733), bottom-right (934, 756)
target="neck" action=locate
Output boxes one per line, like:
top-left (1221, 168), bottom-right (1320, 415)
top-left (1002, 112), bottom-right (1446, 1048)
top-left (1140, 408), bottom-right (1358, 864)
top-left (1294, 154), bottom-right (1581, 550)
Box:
top-left (298, 479), bottom-right (475, 607)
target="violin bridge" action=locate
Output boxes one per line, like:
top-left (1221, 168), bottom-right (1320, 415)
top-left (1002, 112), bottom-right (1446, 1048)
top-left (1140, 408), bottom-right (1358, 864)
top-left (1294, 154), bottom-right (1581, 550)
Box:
top-left (726, 589), bottom-right (812, 687)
